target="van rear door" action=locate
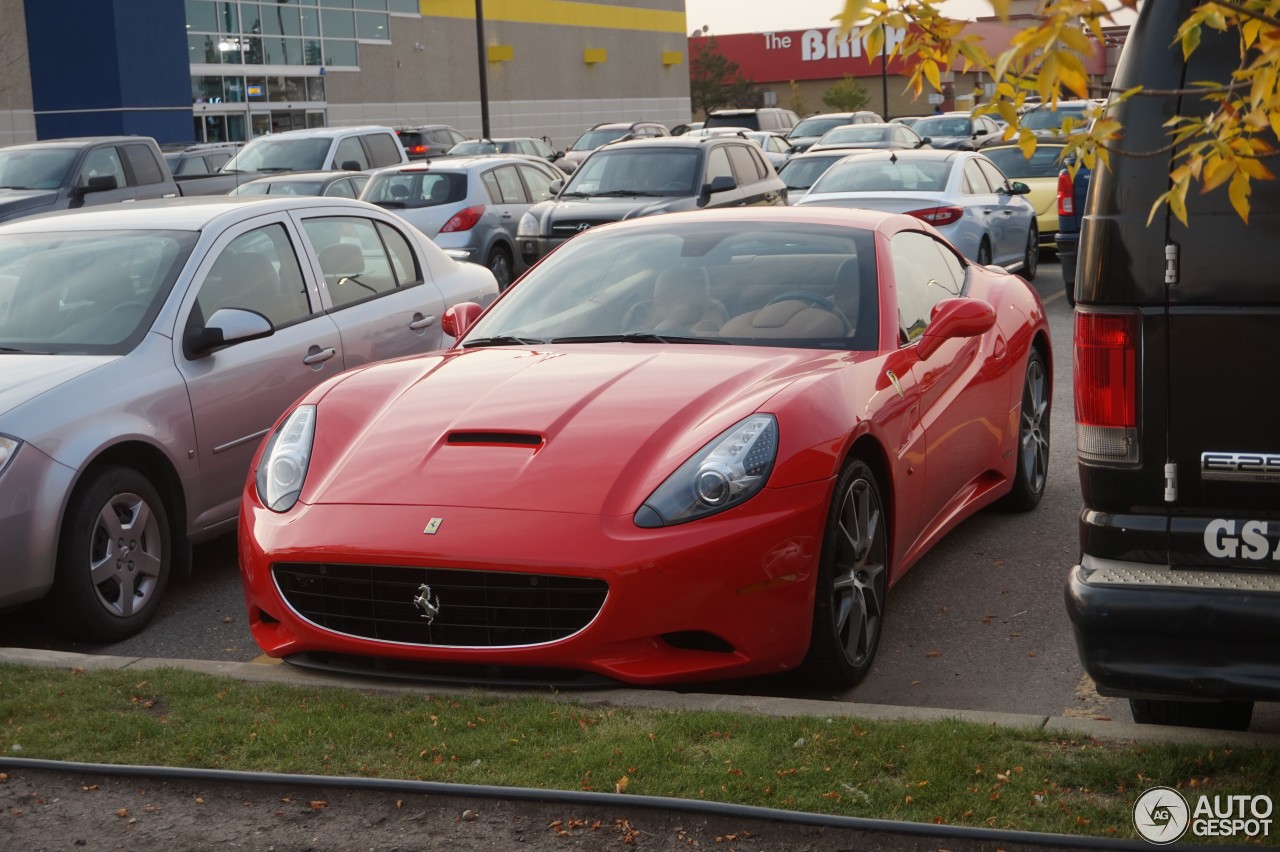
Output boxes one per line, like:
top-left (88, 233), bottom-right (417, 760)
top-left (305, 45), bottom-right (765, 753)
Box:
top-left (1165, 26), bottom-right (1280, 569)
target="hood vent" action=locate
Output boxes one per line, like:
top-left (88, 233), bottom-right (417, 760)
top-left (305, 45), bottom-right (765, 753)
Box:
top-left (447, 431), bottom-right (544, 447)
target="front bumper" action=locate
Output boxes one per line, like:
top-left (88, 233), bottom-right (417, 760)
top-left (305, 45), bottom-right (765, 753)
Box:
top-left (240, 479), bottom-right (832, 685)
top-left (0, 441), bottom-right (75, 608)
top-left (518, 235), bottom-right (567, 267)
top-left (1065, 555), bottom-right (1280, 702)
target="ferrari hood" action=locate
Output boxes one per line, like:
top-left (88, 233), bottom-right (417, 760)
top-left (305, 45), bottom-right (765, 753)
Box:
top-left (306, 344), bottom-right (849, 514)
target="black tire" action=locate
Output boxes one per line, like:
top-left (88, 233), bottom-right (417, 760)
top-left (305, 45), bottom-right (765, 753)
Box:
top-left (976, 238), bottom-right (992, 266)
top-left (1129, 698), bottom-right (1253, 731)
top-left (44, 466), bottom-right (172, 642)
top-left (1022, 224), bottom-right (1038, 281)
top-left (487, 244), bottom-right (513, 291)
top-left (803, 459), bottom-right (889, 688)
top-left (1000, 347), bottom-right (1050, 511)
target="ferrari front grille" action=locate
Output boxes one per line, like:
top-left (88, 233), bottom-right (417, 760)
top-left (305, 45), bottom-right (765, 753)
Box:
top-left (272, 562), bottom-right (608, 647)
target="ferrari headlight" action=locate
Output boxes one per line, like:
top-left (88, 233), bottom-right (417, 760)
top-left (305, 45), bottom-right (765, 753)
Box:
top-left (516, 211), bottom-right (540, 237)
top-left (0, 435), bottom-right (21, 477)
top-left (255, 405), bottom-right (316, 512)
top-left (634, 414), bottom-right (777, 528)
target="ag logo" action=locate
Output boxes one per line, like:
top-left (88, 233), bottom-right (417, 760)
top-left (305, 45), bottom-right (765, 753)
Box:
top-left (1133, 786), bottom-right (1190, 844)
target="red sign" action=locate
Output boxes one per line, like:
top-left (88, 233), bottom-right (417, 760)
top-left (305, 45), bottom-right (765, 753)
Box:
top-left (691, 27), bottom-right (911, 84)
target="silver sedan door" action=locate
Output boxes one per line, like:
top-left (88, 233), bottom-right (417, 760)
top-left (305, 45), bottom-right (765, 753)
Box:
top-left (298, 211), bottom-right (448, 366)
top-left (175, 216), bottom-right (343, 532)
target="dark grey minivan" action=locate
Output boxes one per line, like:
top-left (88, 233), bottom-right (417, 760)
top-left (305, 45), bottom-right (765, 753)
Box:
top-left (1065, 2), bottom-right (1280, 730)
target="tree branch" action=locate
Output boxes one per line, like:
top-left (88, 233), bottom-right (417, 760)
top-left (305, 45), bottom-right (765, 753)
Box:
top-left (1206, 0), bottom-right (1280, 31)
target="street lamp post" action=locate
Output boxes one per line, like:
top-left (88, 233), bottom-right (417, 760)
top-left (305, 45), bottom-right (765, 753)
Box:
top-left (475, 0), bottom-right (491, 138)
top-left (880, 22), bottom-right (890, 119)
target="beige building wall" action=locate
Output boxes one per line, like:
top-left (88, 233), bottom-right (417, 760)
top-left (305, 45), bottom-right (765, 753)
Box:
top-left (325, 1), bottom-right (692, 148)
top-left (0, 0), bottom-right (36, 146)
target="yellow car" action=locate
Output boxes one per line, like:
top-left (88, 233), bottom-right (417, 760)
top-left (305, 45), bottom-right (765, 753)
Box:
top-left (981, 143), bottom-right (1065, 251)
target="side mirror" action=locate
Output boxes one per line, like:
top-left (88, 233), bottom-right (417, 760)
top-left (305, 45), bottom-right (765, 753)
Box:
top-left (915, 298), bottom-right (996, 360)
top-left (549, 178), bottom-right (564, 195)
top-left (186, 307), bottom-right (273, 357)
top-left (552, 150), bottom-right (565, 161)
top-left (702, 175), bottom-right (736, 197)
top-left (340, 159), bottom-right (363, 171)
top-left (442, 302), bottom-right (484, 341)
top-left (921, 137), bottom-right (932, 145)
top-left (73, 175), bottom-right (119, 196)
top-left (1008, 181), bottom-right (1031, 195)
top-left (973, 127), bottom-right (988, 137)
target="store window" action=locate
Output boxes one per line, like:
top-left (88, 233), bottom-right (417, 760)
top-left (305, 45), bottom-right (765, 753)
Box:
top-left (356, 12), bottom-right (389, 40)
top-left (323, 39), bottom-right (358, 66)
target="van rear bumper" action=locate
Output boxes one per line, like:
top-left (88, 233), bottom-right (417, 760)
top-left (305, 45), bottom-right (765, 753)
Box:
top-left (1066, 556), bottom-right (1280, 702)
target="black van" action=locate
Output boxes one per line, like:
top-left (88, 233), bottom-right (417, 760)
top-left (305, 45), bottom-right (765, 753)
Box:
top-left (1065, 2), bottom-right (1280, 730)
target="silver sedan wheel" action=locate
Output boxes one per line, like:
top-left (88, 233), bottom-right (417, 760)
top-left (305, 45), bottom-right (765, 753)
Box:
top-left (831, 475), bottom-right (887, 669)
top-left (89, 490), bottom-right (164, 618)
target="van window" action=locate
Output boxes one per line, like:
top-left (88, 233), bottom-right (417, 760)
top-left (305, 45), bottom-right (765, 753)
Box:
top-left (334, 137), bottom-right (369, 170)
top-left (363, 132), bottom-right (404, 167)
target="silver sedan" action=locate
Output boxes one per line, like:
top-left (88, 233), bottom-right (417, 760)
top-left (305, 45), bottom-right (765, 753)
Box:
top-left (795, 149), bottom-right (1038, 279)
top-left (0, 196), bottom-right (497, 640)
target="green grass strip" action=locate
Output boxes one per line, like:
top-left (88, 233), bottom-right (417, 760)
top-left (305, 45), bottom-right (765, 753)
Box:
top-left (2, 664), bottom-right (1276, 843)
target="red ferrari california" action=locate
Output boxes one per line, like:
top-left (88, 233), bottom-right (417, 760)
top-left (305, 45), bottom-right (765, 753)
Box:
top-left (239, 207), bottom-right (1051, 687)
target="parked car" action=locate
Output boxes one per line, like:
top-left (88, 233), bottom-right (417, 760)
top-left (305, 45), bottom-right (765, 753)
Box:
top-left (704, 107), bottom-right (801, 133)
top-left (161, 142), bottom-right (241, 177)
top-left (395, 125), bottom-right (467, 160)
top-left (1020, 99), bottom-right (1100, 137)
top-left (742, 131), bottom-right (793, 169)
top-left (0, 196), bottom-right (496, 640)
top-left (1065, 1), bottom-right (1280, 731)
top-left (670, 121), bottom-right (704, 136)
top-left (785, 111), bottom-right (886, 153)
top-left (889, 115), bottom-right (926, 128)
top-left (228, 170), bottom-right (370, 198)
top-left (184, 125), bottom-right (410, 196)
top-left (908, 112), bottom-right (1004, 150)
top-left (517, 135), bottom-right (786, 267)
top-left (0, 136), bottom-right (180, 224)
top-left (363, 155), bottom-right (562, 290)
top-left (796, 149), bottom-right (1038, 278)
top-left (444, 137), bottom-right (565, 167)
top-left (981, 142), bottom-right (1066, 250)
top-left (561, 121), bottom-right (671, 173)
top-left (808, 123), bottom-right (929, 153)
top-left (239, 206), bottom-right (1051, 687)
top-left (1054, 159), bottom-right (1091, 305)
top-left (776, 151), bottom-right (847, 200)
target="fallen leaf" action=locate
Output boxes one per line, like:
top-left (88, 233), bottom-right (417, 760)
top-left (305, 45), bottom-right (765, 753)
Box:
top-left (925, 650), bottom-right (942, 657)
top-left (1028, 652), bottom-right (1038, 657)
top-left (116, 808), bottom-right (129, 818)
top-left (615, 776), bottom-right (629, 794)
top-left (222, 616), bottom-right (233, 624)
top-left (904, 795), bottom-right (914, 804)
top-left (911, 680), bottom-right (922, 685)
top-left (308, 800), bottom-right (328, 811)
top-left (194, 797), bottom-right (204, 805)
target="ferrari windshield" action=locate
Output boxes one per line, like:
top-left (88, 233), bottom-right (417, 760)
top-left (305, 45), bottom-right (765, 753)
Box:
top-left (464, 220), bottom-right (880, 351)
top-left (0, 230), bottom-right (197, 355)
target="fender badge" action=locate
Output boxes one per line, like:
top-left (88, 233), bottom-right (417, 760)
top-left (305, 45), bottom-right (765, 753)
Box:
top-left (423, 517), bottom-right (443, 534)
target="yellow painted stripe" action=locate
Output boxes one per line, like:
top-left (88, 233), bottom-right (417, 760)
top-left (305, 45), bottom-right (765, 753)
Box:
top-left (421, 0), bottom-right (687, 34)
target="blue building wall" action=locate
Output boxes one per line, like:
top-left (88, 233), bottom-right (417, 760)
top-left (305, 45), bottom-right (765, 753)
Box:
top-left (24, 0), bottom-right (193, 141)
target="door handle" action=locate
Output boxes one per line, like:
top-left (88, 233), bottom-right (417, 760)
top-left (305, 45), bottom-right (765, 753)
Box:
top-left (501, 211), bottom-right (513, 219)
top-left (409, 314), bottom-right (436, 331)
top-left (303, 345), bottom-right (337, 367)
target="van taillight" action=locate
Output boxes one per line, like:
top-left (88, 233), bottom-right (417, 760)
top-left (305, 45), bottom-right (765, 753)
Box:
top-left (1074, 311), bottom-right (1138, 464)
top-left (1057, 170), bottom-right (1074, 216)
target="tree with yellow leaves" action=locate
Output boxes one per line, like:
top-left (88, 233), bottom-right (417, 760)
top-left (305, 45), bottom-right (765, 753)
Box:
top-left (838, 0), bottom-right (1279, 223)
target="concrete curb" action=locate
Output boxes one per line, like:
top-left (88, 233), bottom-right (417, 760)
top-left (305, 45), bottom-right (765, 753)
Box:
top-left (4, 647), bottom-right (1277, 749)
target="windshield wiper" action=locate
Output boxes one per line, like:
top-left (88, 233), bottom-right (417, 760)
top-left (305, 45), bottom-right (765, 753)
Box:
top-left (461, 335), bottom-right (546, 348)
top-left (591, 189), bottom-right (666, 197)
top-left (558, 191), bottom-right (592, 198)
top-left (550, 333), bottom-right (729, 344)
top-left (0, 346), bottom-right (51, 354)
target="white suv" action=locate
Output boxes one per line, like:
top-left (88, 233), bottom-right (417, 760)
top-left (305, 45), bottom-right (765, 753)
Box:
top-left (222, 125), bottom-right (408, 174)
